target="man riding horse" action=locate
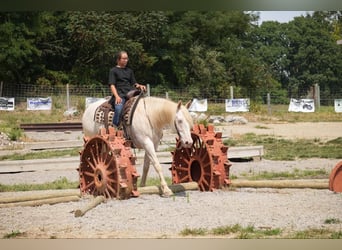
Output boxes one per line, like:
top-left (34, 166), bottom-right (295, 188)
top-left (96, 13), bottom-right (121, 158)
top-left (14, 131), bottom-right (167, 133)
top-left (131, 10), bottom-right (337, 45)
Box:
top-left (108, 51), bottom-right (146, 128)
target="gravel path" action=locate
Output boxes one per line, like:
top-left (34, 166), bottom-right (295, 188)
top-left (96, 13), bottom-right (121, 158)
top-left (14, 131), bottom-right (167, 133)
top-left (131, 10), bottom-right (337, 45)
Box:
top-left (0, 122), bottom-right (341, 238)
top-left (0, 156), bottom-right (341, 238)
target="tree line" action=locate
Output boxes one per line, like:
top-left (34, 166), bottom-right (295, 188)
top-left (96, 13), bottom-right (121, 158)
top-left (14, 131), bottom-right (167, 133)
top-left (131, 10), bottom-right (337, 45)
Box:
top-left (1, 11), bottom-right (342, 102)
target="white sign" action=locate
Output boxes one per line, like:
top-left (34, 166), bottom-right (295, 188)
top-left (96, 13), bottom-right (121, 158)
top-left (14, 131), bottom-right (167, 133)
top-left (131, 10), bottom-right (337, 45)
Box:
top-left (188, 98), bottom-right (208, 112)
top-left (27, 97), bottom-right (52, 110)
top-left (85, 97), bottom-right (106, 108)
top-left (0, 97), bottom-right (15, 111)
top-left (288, 98), bottom-right (315, 112)
top-left (225, 99), bottom-right (250, 112)
top-left (335, 99), bottom-right (342, 113)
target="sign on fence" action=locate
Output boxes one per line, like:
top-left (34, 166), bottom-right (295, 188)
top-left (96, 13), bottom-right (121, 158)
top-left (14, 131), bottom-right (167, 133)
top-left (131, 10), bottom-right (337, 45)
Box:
top-left (85, 97), bottom-right (106, 108)
top-left (27, 97), bottom-right (52, 110)
top-left (288, 98), bottom-right (315, 112)
top-left (335, 99), bottom-right (342, 113)
top-left (225, 99), bottom-right (250, 112)
top-left (188, 98), bottom-right (208, 112)
top-left (0, 97), bottom-right (15, 111)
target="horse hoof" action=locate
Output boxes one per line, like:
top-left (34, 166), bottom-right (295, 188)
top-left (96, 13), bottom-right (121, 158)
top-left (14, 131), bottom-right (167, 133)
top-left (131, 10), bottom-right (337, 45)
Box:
top-left (161, 191), bottom-right (174, 198)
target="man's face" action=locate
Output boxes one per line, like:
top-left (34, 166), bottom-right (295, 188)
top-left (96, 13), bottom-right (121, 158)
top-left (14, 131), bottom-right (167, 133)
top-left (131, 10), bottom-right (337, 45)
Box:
top-left (118, 53), bottom-right (129, 67)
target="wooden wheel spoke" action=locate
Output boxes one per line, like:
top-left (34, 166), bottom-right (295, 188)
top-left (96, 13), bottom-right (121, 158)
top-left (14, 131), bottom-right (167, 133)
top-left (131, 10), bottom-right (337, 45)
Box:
top-left (106, 183), bottom-right (117, 196)
top-left (179, 175), bottom-right (190, 183)
top-left (83, 171), bottom-right (95, 178)
top-left (176, 166), bottom-right (190, 172)
top-left (85, 158), bottom-right (96, 171)
top-left (84, 180), bottom-right (95, 190)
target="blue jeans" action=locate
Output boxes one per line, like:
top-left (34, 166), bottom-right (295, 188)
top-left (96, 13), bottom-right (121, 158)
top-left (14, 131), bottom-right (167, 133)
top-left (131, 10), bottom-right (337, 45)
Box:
top-left (112, 98), bottom-right (126, 127)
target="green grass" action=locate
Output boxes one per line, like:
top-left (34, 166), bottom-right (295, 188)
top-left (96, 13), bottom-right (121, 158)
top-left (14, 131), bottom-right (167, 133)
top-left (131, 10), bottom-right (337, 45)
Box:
top-left (224, 134), bottom-right (342, 160)
top-left (179, 224), bottom-right (342, 239)
top-left (3, 230), bottom-right (26, 239)
top-left (0, 149), bottom-right (81, 161)
top-left (240, 168), bottom-right (329, 180)
top-left (180, 224), bottom-right (283, 238)
top-left (0, 177), bottom-right (79, 192)
top-left (0, 177), bottom-right (170, 193)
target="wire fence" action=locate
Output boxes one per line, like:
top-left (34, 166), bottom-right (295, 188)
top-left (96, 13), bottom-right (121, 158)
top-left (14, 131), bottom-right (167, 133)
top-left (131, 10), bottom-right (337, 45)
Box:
top-left (1, 82), bottom-right (341, 113)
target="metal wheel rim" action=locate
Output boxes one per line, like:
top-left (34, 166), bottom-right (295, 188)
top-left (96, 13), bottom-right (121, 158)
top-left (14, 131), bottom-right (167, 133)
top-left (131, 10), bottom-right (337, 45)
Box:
top-left (79, 136), bottom-right (119, 198)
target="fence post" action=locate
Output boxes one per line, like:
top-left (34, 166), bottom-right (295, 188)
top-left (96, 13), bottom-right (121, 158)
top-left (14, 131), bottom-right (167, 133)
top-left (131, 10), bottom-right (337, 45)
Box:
top-left (230, 86), bottom-right (234, 99)
top-left (267, 93), bottom-right (271, 115)
top-left (314, 83), bottom-right (320, 110)
top-left (0, 81), bottom-right (3, 97)
top-left (146, 84), bottom-right (150, 96)
top-left (66, 83), bottom-right (70, 110)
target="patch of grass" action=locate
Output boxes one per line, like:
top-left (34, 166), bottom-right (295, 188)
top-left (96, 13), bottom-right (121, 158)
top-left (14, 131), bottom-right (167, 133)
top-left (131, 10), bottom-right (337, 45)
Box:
top-left (179, 224), bottom-right (342, 239)
top-left (324, 218), bottom-right (341, 224)
top-left (243, 168), bottom-right (329, 180)
top-left (0, 177), bottom-right (78, 192)
top-left (180, 224), bottom-right (283, 238)
top-left (3, 230), bottom-right (26, 239)
top-left (224, 133), bottom-right (342, 161)
top-left (0, 149), bottom-right (81, 161)
top-left (254, 125), bottom-right (270, 129)
top-left (291, 228), bottom-right (342, 239)
top-left (145, 177), bottom-right (172, 186)
top-left (180, 228), bottom-right (208, 236)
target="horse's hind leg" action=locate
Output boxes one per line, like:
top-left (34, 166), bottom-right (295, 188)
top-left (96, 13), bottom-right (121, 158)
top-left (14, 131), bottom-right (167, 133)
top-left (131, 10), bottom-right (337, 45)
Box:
top-left (140, 153), bottom-right (150, 187)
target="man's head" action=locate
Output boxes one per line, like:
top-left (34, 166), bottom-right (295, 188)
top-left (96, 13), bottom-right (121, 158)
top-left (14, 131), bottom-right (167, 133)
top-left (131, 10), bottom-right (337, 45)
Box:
top-left (116, 51), bottom-right (129, 68)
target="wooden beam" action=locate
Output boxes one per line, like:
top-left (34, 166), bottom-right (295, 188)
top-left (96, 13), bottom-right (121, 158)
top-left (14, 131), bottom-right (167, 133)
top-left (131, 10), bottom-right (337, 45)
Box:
top-left (74, 196), bottom-right (105, 217)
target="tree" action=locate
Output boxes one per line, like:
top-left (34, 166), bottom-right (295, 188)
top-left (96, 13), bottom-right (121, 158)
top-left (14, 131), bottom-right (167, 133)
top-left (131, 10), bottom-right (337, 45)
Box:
top-left (285, 12), bottom-right (342, 97)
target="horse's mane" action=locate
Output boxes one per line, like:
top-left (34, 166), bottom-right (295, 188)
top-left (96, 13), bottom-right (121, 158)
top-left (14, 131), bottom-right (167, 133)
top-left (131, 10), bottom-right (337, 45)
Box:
top-left (142, 96), bottom-right (193, 130)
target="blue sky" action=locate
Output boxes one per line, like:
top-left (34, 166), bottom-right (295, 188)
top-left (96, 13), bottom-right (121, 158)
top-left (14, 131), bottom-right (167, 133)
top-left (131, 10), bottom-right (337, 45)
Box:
top-left (258, 11), bottom-right (313, 24)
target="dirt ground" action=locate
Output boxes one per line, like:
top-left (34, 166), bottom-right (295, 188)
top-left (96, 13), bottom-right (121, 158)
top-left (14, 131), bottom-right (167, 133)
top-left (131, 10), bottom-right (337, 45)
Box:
top-left (0, 121), bottom-right (341, 239)
top-left (218, 121), bottom-right (342, 142)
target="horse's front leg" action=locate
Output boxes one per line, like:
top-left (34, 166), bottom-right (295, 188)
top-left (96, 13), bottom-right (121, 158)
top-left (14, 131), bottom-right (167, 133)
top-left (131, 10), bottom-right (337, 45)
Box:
top-left (139, 153), bottom-right (150, 187)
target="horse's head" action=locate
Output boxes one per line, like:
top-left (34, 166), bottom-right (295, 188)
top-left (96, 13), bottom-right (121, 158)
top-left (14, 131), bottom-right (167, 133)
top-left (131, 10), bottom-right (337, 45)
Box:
top-left (174, 101), bottom-right (193, 148)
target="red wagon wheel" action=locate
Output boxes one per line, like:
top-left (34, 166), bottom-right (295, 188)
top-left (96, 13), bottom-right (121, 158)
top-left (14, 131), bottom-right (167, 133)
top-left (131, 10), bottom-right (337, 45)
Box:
top-left (79, 127), bottom-right (139, 199)
top-left (329, 160), bottom-right (342, 193)
top-left (171, 124), bottom-right (232, 191)
top-left (79, 136), bottom-right (119, 198)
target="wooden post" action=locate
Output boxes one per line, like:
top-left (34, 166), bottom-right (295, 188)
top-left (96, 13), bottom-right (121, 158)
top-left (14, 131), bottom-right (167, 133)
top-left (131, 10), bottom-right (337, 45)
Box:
top-left (138, 181), bottom-right (199, 195)
top-left (66, 83), bottom-right (70, 110)
top-left (267, 93), bottom-right (271, 115)
top-left (231, 179), bottom-right (328, 189)
top-left (0, 189), bottom-right (81, 204)
top-left (314, 83), bottom-right (320, 110)
top-left (74, 196), bottom-right (105, 217)
top-left (0, 81), bottom-right (3, 97)
top-left (0, 196), bottom-right (80, 208)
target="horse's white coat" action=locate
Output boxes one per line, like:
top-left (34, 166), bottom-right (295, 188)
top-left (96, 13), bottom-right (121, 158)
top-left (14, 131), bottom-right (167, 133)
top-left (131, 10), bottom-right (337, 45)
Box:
top-left (82, 96), bottom-right (194, 196)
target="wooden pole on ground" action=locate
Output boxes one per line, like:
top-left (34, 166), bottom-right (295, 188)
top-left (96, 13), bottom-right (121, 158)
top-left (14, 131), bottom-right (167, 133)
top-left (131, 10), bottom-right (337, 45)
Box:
top-left (0, 195), bottom-right (80, 208)
top-left (138, 181), bottom-right (199, 195)
top-left (0, 189), bottom-right (80, 204)
top-left (74, 195), bottom-right (105, 217)
top-left (230, 179), bottom-right (329, 189)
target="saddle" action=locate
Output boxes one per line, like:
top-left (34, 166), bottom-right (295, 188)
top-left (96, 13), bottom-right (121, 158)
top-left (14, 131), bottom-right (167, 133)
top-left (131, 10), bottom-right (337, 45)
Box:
top-left (93, 90), bottom-right (143, 137)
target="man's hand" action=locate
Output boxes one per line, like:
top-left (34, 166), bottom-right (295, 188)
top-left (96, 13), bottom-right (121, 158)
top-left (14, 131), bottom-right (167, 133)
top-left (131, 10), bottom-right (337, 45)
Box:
top-left (135, 83), bottom-right (146, 92)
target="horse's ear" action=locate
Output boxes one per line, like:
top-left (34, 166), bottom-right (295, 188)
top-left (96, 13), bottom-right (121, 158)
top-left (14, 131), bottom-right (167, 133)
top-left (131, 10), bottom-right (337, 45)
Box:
top-left (177, 101), bottom-right (182, 110)
top-left (185, 100), bottom-right (192, 109)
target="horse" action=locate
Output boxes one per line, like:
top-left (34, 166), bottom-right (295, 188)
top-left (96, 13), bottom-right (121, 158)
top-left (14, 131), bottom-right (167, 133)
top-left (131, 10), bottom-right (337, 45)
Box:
top-left (82, 95), bottom-right (194, 197)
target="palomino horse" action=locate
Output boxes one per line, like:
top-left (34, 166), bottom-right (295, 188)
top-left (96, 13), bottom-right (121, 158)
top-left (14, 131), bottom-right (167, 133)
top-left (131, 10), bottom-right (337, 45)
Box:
top-left (82, 96), bottom-right (194, 197)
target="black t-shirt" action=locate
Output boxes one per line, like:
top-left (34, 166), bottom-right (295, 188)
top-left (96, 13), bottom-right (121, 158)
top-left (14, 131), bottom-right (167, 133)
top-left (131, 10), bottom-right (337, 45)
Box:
top-left (108, 66), bottom-right (137, 98)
